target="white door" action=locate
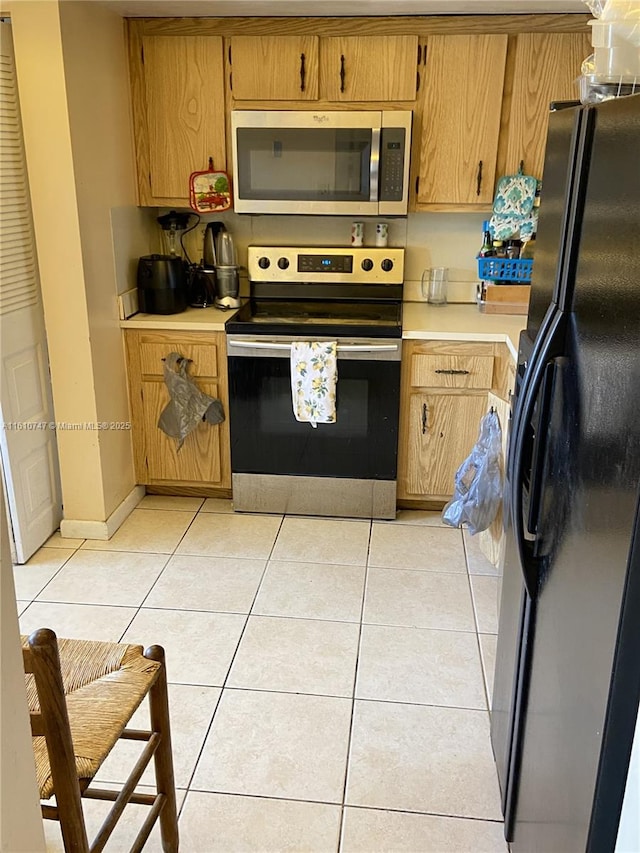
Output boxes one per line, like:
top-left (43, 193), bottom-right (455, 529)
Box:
top-left (0, 21), bottom-right (62, 563)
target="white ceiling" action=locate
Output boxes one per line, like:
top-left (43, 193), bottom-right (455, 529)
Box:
top-left (97, 0), bottom-right (589, 16)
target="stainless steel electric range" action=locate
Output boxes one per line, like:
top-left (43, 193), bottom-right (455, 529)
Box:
top-left (226, 245), bottom-right (404, 519)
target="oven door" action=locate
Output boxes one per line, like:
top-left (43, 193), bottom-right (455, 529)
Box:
top-left (227, 337), bottom-right (401, 481)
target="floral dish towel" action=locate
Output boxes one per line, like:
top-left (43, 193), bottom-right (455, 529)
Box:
top-left (290, 341), bottom-right (338, 428)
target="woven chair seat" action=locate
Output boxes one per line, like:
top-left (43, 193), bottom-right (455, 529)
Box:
top-left (22, 636), bottom-right (161, 800)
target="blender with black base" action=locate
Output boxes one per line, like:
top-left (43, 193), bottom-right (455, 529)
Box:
top-left (137, 210), bottom-right (194, 315)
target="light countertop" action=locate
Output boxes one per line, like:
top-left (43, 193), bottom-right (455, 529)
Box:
top-left (402, 302), bottom-right (526, 359)
top-left (120, 305), bottom-right (241, 332)
top-left (121, 302), bottom-right (526, 359)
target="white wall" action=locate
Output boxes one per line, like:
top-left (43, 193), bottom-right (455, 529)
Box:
top-left (180, 210), bottom-right (486, 304)
top-left (58, 0), bottom-right (149, 513)
top-left (6, 0), bottom-right (143, 528)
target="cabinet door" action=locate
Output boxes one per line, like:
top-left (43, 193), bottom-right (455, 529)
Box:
top-left (402, 392), bottom-right (487, 498)
top-left (141, 35), bottom-right (226, 203)
top-left (230, 36), bottom-right (319, 100)
top-left (141, 379), bottom-right (225, 484)
top-left (416, 34), bottom-right (508, 205)
top-left (125, 330), bottom-right (231, 489)
top-left (321, 36), bottom-right (418, 102)
top-left (503, 32), bottom-right (591, 178)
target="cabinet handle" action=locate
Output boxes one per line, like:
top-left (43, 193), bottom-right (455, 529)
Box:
top-left (476, 160), bottom-right (483, 196)
top-left (417, 44), bottom-right (422, 65)
top-left (434, 369), bottom-right (470, 375)
top-left (416, 70), bottom-right (420, 92)
top-left (520, 159), bottom-right (525, 173)
top-left (340, 54), bottom-right (346, 93)
top-left (422, 403), bottom-right (428, 435)
top-left (423, 44), bottom-right (428, 65)
top-left (300, 53), bottom-right (306, 92)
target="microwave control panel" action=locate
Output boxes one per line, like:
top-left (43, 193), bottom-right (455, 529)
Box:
top-left (379, 128), bottom-right (406, 202)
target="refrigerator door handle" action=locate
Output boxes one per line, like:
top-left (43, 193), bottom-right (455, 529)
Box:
top-left (510, 311), bottom-right (566, 598)
top-left (507, 303), bottom-right (558, 481)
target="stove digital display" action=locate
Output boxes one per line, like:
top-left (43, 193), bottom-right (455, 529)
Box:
top-left (298, 254), bottom-right (353, 274)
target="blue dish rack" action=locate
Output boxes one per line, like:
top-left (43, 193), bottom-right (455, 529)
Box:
top-left (477, 257), bottom-right (533, 282)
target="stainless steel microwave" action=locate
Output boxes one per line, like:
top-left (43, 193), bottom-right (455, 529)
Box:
top-left (231, 110), bottom-right (412, 216)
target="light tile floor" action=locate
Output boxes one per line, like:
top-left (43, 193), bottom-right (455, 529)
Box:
top-left (15, 498), bottom-right (506, 852)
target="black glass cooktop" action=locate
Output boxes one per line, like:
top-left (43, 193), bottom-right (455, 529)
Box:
top-left (226, 298), bottom-right (402, 338)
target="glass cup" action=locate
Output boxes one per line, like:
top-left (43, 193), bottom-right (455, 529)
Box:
top-left (421, 267), bottom-right (448, 305)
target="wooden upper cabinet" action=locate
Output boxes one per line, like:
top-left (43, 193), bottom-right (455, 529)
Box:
top-left (230, 36), bottom-right (319, 100)
top-left (320, 36), bottom-right (418, 102)
top-left (502, 32), bottom-right (591, 178)
top-left (416, 34), bottom-right (508, 206)
top-left (139, 35), bottom-right (226, 204)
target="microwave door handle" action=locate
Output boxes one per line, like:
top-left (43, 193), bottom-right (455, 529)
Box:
top-left (370, 127), bottom-right (381, 203)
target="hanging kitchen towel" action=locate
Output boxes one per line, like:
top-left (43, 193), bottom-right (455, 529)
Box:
top-left (290, 341), bottom-right (338, 428)
top-left (489, 168), bottom-right (539, 243)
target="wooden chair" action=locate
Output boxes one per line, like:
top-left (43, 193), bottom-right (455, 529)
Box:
top-left (22, 628), bottom-right (179, 853)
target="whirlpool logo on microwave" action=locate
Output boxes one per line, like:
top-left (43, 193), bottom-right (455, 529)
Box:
top-left (312, 115), bottom-right (330, 123)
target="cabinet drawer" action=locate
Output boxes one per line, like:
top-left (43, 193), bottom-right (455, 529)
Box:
top-left (139, 340), bottom-right (219, 378)
top-left (410, 353), bottom-right (494, 389)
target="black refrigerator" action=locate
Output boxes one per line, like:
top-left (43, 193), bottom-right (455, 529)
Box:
top-left (491, 92), bottom-right (640, 851)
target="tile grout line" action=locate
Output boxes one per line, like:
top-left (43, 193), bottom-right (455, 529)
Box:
top-left (336, 519), bottom-right (372, 853)
top-left (462, 529), bottom-right (494, 714)
top-left (114, 507), bottom-right (206, 645)
top-left (177, 510), bottom-right (287, 820)
top-left (102, 505), bottom-right (230, 820)
top-left (16, 545), bottom-right (81, 612)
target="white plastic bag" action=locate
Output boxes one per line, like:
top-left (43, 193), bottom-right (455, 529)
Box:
top-left (442, 409), bottom-right (503, 535)
top-left (585, 0), bottom-right (640, 45)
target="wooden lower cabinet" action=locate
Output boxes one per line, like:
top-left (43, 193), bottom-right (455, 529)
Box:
top-left (398, 340), bottom-right (497, 502)
top-left (401, 392), bottom-right (488, 499)
top-left (124, 329), bottom-right (231, 492)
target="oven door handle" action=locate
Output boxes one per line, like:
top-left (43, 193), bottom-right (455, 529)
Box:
top-left (227, 340), bottom-right (399, 353)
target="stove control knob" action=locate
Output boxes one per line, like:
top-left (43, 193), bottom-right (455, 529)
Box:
top-left (381, 258), bottom-right (394, 272)
top-left (277, 257), bottom-right (290, 270)
top-left (361, 258), bottom-right (374, 271)
top-left (258, 256), bottom-right (271, 269)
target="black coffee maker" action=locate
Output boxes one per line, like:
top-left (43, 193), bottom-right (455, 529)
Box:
top-left (186, 221), bottom-right (223, 308)
top-left (187, 266), bottom-right (216, 308)
top-left (137, 211), bottom-right (193, 315)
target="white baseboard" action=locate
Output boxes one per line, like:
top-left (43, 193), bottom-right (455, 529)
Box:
top-left (59, 485), bottom-right (145, 540)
